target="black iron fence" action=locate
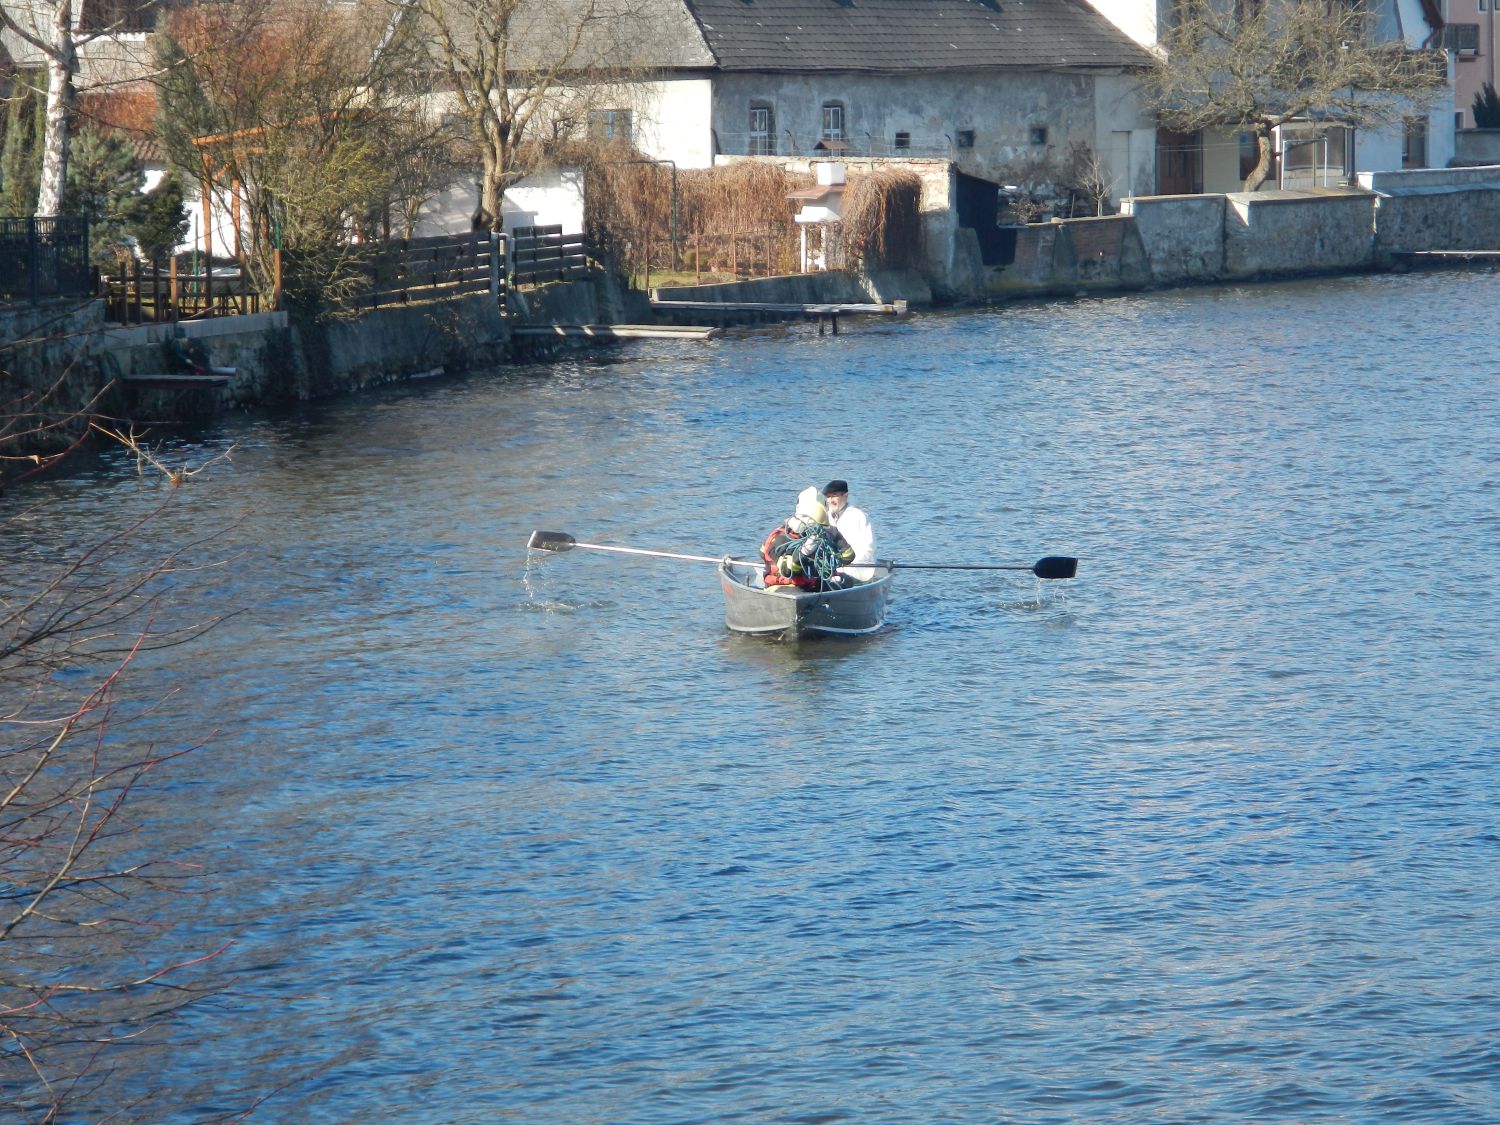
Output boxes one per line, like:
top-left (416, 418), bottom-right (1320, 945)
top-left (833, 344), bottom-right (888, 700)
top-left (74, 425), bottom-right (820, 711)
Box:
top-left (0, 216), bottom-right (93, 303)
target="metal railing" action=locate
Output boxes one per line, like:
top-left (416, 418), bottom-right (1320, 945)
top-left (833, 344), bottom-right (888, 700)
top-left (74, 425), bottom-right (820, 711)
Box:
top-left (0, 217), bottom-right (93, 304)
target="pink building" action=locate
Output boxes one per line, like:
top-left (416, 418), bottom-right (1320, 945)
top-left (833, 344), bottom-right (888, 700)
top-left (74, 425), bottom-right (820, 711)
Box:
top-left (1449, 0), bottom-right (1499, 127)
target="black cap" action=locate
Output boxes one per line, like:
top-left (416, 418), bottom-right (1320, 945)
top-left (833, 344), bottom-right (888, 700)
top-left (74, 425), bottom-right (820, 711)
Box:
top-left (824, 479), bottom-right (849, 496)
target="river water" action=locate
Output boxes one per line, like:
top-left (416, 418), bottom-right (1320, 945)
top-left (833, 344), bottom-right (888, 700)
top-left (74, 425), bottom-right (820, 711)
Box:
top-left (8, 270), bottom-right (1500, 1122)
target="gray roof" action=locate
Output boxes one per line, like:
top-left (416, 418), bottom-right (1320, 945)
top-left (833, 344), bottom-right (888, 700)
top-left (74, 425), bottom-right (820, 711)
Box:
top-left (681, 0), bottom-right (1154, 72)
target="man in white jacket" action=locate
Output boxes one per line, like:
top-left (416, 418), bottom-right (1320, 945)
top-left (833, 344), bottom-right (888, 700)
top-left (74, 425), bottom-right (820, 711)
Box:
top-left (823, 479), bottom-right (876, 581)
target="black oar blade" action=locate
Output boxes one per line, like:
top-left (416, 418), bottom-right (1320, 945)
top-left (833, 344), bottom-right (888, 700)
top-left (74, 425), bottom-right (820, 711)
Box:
top-left (527, 530), bottom-right (577, 552)
top-left (1033, 555), bottom-right (1078, 580)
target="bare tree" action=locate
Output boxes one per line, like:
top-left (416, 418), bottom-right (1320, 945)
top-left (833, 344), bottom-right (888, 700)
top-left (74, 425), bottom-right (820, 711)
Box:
top-left (385, 110), bottom-right (470, 240)
top-left (396, 0), bottom-right (661, 232)
top-left (2, 344), bottom-right (230, 1119)
top-left (1061, 142), bottom-right (1115, 217)
top-left (0, 0), bottom-right (161, 217)
top-left (153, 0), bottom-right (425, 310)
top-left (1142, 0), bottom-right (1448, 190)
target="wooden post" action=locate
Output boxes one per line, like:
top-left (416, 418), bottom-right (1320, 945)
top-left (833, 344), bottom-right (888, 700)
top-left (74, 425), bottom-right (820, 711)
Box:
top-left (131, 257), bottom-right (142, 323)
top-left (169, 255), bottom-right (179, 321)
top-left (231, 178), bottom-right (242, 259)
top-left (150, 256), bottom-right (160, 322)
top-left (273, 247), bottom-right (282, 310)
top-left (200, 155), bottom-right (213, 314)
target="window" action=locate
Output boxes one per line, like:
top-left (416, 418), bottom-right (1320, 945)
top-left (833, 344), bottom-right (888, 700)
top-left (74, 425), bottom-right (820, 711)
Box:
top-left (1029, 126), bottom-right (1048, 145)
top-left (1239, 130), bottom-right (1261, 180)
top-left (956, 129), bottom-right (975, 149)
top-left (749, 104), bottom-right (775, 156)
top-left (1403, 117), bottom-right (1428, 168)
top-left (894, 131), bottom-right (911, 150)
top-left (589, 109), bottom-right (633, 145)
top-left (821, 102), bottom-right (845, 142)
top-left (1442, 23), bottom-right (1479, 52)
top-left (79, 0), bottom-right (159, 32)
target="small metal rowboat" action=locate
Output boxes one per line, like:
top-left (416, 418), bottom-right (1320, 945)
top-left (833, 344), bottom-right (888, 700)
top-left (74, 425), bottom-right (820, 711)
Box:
top-left (718, 559), bottom-right (893, 638)
top-left (525, 531), bottom-right (1075, 640)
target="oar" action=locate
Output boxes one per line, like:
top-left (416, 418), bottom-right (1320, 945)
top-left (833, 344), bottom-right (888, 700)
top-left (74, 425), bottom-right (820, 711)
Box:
top-left (529, 531), bottom-right (1076, 580)
top-left (527, 530), bottom-right (764, 568)
top-left (887, 556), bottom-right (1078, 580)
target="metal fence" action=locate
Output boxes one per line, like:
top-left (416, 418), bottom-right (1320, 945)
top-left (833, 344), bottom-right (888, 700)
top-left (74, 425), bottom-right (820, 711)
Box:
top-left (0, 216), bottom-right (93, 303)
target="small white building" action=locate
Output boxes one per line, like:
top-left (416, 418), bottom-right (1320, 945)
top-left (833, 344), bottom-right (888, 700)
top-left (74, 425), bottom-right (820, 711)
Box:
top-left (788, 162), bottom-right (846, 272)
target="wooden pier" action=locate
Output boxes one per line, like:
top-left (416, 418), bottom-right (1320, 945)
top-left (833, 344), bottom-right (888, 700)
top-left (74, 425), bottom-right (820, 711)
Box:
top-left (1390, 250), bottom-right (1500, 267)
top-left (513, 324), bottom-right (720, 341)
top-left (648, 299), bottom-right (909, 335)
top-left (118, 372), bottom-right (232, 390)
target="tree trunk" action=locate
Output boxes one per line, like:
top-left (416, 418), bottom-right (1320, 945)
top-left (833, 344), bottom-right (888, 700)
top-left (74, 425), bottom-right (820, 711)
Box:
top-left (34, 2), bottom-right (77, 218)
top-left (1243, 126), bottom-right (1276, 192)
top-left (477, 171), bottom-right (503, 233)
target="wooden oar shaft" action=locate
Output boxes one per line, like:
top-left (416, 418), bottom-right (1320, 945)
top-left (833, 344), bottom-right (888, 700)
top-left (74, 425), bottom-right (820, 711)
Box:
top-left (574, 540), bottom-right (768, 569)
top-left (528, 532), bottom-right (1074, 580)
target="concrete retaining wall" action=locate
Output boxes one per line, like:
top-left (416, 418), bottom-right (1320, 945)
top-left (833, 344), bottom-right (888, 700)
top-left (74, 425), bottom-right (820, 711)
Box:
top-left (1069, 216), bottom-right (1151, 291)
top-left (0, 301), bottom-right (115, 453)
top-left (1358, 166), bottom-right (1500, 253)
top-left (93, 296), bottom-right (509, 409)
top-left (2, 294), bottom-right (512, 447)
top-left (1121, 195), bottom-right (1226, 285)
top-left (1223, 190), bottom-right (1376, 279)
top-left (992, 224), bottom-right (1072, 294)
top-left (1453, 131), bottom-right (1500, 166)
top-left (510, 268), bottom-right (651, 326)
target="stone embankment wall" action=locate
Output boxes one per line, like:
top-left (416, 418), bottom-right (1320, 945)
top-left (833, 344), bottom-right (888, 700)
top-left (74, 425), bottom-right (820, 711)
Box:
top-left (2, 295), bottom-right (510, 449)
top-left (1358, 166), bottom-right (1500, 253)
top-left (1223, 190), bottom-right (1375, 278)
top-left (1108, 168), bottom-right (1500, 291)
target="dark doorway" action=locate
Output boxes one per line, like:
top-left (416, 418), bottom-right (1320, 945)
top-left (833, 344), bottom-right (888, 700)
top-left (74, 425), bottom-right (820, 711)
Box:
top-left (1155, 128), bottom-right (1203, 195)
top-left (955, 171), bottom-right (1012, 265)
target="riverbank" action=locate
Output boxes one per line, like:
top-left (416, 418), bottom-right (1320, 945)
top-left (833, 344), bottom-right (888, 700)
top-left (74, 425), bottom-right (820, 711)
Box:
top-left (7, 166), bottom-right (1500, 454)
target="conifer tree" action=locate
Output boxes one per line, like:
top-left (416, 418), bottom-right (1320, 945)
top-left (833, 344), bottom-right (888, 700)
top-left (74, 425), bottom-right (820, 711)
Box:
top-left (62, 125), bottom-right (144, 264)
top-left (0, 71), bottom-right (46, 217)
top-left (1473, 82), bottom-right (1500, 129)
top-left (130, 171), bottom-right (189, 264)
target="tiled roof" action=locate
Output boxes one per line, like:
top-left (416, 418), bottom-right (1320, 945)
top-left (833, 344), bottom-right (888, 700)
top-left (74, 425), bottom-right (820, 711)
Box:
top-left (682, 0), bottom-right (1154, 72)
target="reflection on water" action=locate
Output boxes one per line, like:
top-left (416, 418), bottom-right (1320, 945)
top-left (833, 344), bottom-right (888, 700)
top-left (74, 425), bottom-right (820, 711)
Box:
top-left (7, 270), bottom-right (1500, 1122)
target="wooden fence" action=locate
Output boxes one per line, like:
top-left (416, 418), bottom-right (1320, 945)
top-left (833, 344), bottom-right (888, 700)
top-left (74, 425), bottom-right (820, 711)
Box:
top-left (511, 225), bottom-right (590, 286)
top-left (103, 231), bottom-right (504, 321)
top-left (353, 230), bottom-right (501, 308)
top-left (102, 257), bottom-right (263, 324)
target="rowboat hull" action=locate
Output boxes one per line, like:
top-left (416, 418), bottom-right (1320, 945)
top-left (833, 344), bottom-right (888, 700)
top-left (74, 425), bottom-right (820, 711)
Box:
top-left (718, 562), bottom-right (893, 638)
